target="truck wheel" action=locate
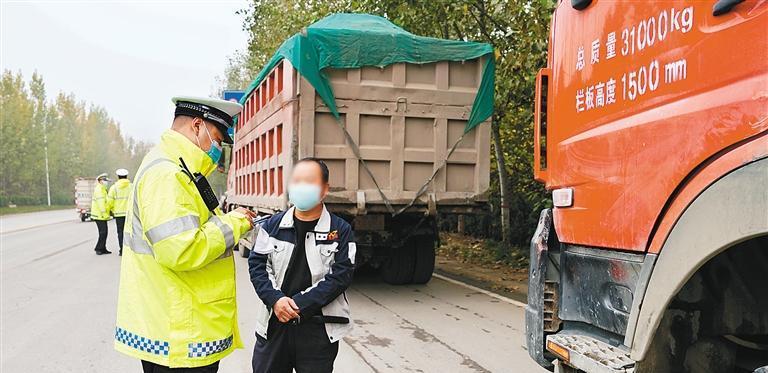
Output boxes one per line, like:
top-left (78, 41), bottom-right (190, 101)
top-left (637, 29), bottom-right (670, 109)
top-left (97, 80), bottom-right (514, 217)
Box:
top-left (381, 246), bottom-right (415, 285)
top-left (683, 337), bottom-right (736, 373)
top-left (411, 235), bottom-right (436, 284)
top-left (240, 243), bottom-right (250, 258)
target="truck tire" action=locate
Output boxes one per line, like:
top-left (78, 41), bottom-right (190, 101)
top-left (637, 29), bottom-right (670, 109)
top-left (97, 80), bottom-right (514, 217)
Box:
top-left (683, 338), bottom-right (736, 373)
top-left (411, 235), bottom-right (436, 284)
top-left (381, 246), bottom-right (415, 285)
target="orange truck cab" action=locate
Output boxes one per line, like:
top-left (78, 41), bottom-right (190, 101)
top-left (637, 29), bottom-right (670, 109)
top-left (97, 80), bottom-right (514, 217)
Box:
top-left (526, 1), bottom-right (767, 372)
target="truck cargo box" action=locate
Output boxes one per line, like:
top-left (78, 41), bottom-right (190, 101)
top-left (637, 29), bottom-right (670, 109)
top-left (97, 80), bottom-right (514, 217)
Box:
top-left (230, 58), bottom-right (491, 214)
top-left (226, 14), bottom-right (495, 284)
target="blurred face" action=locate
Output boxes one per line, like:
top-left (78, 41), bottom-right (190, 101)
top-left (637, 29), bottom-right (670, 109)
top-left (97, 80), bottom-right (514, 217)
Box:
top-left (288, 161), bottom-right (329, 211)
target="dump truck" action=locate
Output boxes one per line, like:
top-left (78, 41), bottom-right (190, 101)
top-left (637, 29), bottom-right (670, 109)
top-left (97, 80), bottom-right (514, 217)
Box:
top-left (225, 14), bottom-right (493, 284)
top-left (526, 1), bottom-right (768, 372)
top-left (74, 177), bottom-right (98, 222)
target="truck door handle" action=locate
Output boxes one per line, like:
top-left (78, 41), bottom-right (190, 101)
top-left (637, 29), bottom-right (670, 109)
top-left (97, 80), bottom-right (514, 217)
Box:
top-left (713, 0), bottom-right (745, 16)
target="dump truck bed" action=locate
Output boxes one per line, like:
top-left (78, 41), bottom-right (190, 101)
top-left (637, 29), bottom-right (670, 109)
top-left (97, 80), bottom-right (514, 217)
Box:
top-left (230, 58), bottom-right (491, 214)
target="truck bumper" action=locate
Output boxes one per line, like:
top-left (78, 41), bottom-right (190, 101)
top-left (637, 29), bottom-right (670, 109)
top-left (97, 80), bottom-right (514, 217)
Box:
top-left (526, 210), bottom-right (637, 372)
top-left (526, 209), bottom-right (555, 369)
top-left (546, 334), bottom-right (635, 373)
top-left (527, 209), bottom-right (657, 372)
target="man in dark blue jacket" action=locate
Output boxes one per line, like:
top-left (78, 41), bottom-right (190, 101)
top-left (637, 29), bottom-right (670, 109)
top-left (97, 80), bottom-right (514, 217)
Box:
top-left (248, 157), bottom-right (356, 373)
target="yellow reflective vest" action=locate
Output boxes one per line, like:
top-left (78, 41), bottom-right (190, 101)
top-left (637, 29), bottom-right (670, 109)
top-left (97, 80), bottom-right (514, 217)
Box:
top-left (108, 178), bottom-right (132, 217)
top-left (90, 182), bottom-right (110, 220)
top-left (115, 129), bottom-right (251, 368)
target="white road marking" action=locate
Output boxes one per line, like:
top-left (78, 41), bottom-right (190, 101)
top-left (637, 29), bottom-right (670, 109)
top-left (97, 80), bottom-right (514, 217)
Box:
top-left (432, 273), bottom-right (528, 308)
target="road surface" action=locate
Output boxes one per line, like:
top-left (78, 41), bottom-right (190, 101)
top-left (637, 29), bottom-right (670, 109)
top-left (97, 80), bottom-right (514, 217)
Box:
top-left (0, 210), bottom-right (545, 373)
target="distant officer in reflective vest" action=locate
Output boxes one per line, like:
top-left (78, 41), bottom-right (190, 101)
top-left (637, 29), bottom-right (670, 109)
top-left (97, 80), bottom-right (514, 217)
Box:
top-left (108, 168), bottom-right (131, 255)
top-left (91, 173), bottom-right (112, 255)
top-left (115, 96), bottom-right (256, 373)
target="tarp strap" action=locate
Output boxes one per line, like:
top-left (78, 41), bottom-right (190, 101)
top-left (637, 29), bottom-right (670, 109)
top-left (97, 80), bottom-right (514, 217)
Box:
top-left (334, 115), bottom-right (469, 217)
top-left (394, 131), bottom-right (467, 216)
top-left (333, 117), bottom-right (396, 215)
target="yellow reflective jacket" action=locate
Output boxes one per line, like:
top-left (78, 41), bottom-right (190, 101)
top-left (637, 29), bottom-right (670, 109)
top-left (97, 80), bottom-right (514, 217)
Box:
top-left (115, 129), bottom-right (251, 368)
top-left (90, 182), bottom-right (110, 220)
top-left (108, 179), bottom-right (132, 217)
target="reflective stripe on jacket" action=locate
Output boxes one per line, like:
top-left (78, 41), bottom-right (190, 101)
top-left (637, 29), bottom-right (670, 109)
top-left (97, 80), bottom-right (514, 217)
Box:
top-left (114, 129), bottom-right (252, 368)
top-left (108, 179), bottom-right (132, 217)
top-left (248, 206), bottom-right (356, 343)
top-left (90, 183), bottom-right (110, 220)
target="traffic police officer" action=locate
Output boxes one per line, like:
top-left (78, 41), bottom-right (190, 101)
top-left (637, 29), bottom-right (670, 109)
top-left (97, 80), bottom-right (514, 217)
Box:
top-left (108, 168), bottom-right (131, 255)
top-left (91, 173), bottom-right (112, 255)
top-left (115, 96), bottom-right (256, 373)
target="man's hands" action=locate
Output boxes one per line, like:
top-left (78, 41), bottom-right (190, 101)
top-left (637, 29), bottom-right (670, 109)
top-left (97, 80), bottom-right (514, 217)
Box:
top-left (273, 296), bottom-right (300, 323)
top-left (233, 207), bottom-right (257, 227)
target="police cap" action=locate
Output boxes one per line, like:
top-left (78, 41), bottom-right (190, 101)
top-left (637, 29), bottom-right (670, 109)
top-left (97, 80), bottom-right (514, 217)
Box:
top-left (172, 96), bottom-right (242, 144)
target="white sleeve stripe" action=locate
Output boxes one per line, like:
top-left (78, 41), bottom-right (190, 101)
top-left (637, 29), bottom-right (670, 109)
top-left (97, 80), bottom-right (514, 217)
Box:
top-left (348, 242), bottom-right (357, 265)
top-left (252, 226), bottom-right (272, 254)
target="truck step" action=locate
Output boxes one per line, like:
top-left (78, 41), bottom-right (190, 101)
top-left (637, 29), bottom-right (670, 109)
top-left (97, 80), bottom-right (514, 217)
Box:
top-left (547, 334), bottom-right (635, 373)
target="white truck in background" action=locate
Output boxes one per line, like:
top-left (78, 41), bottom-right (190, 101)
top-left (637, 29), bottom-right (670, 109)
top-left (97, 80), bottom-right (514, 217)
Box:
top-left (74, 177), bottom-right (97, 222)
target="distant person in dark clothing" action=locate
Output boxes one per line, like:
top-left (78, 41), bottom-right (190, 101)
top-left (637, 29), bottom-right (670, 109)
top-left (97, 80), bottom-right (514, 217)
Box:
top-left (107, 168), bottom-right (131, 255)
top-left (249, 158), bottom-right (356, 373)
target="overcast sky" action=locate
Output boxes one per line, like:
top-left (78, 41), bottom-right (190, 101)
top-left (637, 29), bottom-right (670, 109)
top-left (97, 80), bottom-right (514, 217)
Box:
top-left (1, 0), bottom-right (250, 143)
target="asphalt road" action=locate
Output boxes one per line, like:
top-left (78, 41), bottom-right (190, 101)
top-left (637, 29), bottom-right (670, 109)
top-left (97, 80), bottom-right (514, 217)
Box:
top-left (0, 210), bottom-right (545, 373)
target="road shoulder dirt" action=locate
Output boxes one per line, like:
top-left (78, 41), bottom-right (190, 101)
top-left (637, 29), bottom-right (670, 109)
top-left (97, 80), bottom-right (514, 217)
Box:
top-left (434, 233), bottom-right (529, 304)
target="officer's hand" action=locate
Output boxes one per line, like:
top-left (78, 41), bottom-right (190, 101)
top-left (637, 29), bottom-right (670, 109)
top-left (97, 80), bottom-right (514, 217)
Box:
top-left (233, 207), bottom-right (257, 227)
top-left (273, 296), bottom-right (300, 323)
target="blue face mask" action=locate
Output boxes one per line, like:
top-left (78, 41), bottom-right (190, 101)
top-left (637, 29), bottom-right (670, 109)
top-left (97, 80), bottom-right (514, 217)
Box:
top-left (288, 183), bottom-right (322, 211)
top-left (200, 124), bottom-right (222, 165)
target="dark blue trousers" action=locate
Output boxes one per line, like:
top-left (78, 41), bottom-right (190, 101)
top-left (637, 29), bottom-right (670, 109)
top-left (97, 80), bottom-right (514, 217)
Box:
top-left (251, 318), bottom-right (339, 373)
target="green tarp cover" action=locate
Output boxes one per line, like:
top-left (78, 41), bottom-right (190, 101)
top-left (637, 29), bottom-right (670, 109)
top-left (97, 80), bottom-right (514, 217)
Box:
top-left (239, 13), bottom-right (494, 133)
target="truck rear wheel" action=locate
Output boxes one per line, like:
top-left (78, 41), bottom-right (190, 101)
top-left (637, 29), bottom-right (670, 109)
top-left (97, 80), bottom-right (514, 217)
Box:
top-left (411, 235), bottom-right (436, 284)
top-left (381, 246), bottom-right (415, 285)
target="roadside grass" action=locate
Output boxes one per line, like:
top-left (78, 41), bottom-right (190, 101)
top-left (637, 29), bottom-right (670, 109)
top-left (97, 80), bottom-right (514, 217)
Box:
top-left (437, 232), bottom-right (529, 270)
top-left (0, 205), bottom-right (73, 216)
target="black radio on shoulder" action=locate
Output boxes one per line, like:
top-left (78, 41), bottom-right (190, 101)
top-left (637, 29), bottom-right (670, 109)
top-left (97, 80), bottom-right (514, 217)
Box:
top-left (179, 157), bottom-right (219, 211)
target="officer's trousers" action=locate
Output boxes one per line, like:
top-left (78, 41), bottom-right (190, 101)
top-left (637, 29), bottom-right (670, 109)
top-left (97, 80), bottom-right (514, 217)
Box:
top-left (94, 220), bottom-right (108, 253)
top-left (114, 216), bottom-right (125, 254)
top-left (252, 318), bottom-right (339, 373)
